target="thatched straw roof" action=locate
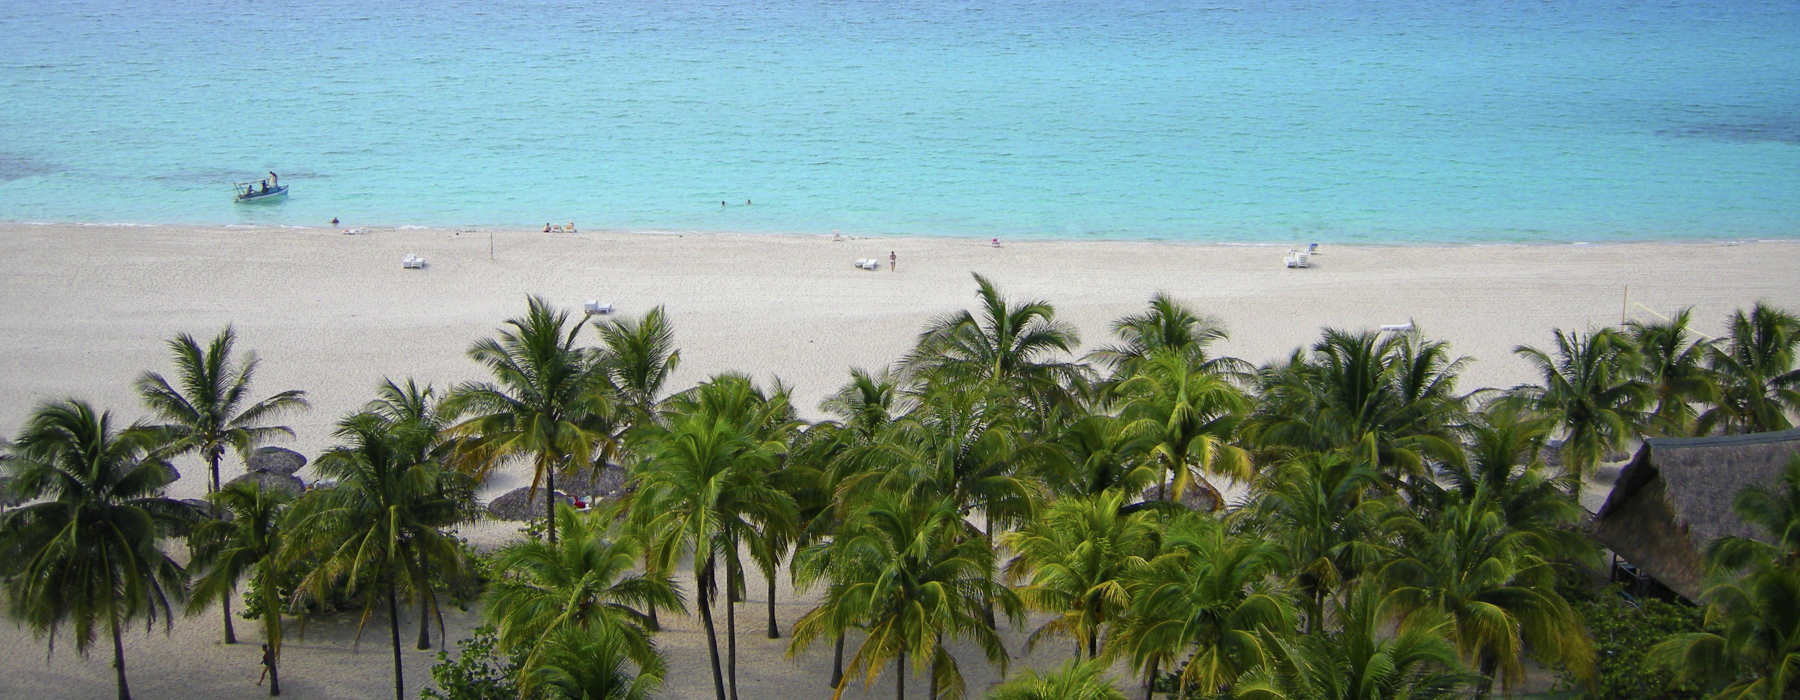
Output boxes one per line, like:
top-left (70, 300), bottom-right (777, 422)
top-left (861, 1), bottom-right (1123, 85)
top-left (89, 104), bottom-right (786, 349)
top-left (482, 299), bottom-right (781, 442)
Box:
top-left (485, 486), bottom-right (573, 521)
top-left (558, 463), bottom-right (632, 501)
top-left (247, 446), bottom-right (306, 475)
top-left (1591, 428), bottom-right (1800, 600)
top-left (225, 470), bottom-right (305, 496)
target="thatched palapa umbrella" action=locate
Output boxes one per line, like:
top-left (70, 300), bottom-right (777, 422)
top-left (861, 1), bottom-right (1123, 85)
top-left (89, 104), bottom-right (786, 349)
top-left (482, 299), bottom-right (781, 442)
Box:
top-left (485, 486), bottom-right (573, 521)
top-left (226, 470), bottom-right (305, 496)
top-left (247, 446), bottom-right (307, 475)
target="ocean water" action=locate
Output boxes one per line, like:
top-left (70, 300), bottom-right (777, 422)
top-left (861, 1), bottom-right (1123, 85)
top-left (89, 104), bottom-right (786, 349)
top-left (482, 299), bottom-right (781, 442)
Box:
top-left (1, 0), bottom-right (1796, 243)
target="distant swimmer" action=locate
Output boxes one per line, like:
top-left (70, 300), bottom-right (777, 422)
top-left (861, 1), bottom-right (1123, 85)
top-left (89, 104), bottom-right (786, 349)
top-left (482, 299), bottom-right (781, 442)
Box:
top-left (721, 201), bottom-right (727, 208)
top-left (746, 199), bottom-right (751, 205)
top-left (330, 216), bottom-right (339, 226)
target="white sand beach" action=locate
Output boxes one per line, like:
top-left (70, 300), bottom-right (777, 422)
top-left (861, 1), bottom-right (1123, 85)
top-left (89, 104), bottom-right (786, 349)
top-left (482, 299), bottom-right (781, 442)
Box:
top-left (0, 222), bottom-right (1795, 697)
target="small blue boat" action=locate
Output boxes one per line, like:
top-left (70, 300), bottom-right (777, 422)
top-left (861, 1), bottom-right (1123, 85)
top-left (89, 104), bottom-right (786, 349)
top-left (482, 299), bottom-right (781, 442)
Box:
top-left (234, 180), bottom-right (288, 203)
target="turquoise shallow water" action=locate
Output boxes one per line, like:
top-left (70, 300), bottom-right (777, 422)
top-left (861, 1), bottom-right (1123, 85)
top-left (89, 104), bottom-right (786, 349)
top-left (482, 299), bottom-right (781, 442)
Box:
top-left (1, 0), bottom-right (1797, 243)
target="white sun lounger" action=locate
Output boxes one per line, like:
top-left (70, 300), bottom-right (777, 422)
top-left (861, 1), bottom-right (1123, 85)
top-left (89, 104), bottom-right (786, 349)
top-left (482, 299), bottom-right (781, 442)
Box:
top-left (584, 299), bottom-right (614, 315)
top-left (1283, 250), bottom-right (1309, 268)
top-left (402, 254), bottom-right (426, 269)
top-left (854, 258), bottom-right (880, 270)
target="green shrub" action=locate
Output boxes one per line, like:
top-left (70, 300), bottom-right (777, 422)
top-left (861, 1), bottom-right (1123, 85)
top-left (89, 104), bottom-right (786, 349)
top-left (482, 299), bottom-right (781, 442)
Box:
top-left (420, 625), bottom-right (523, 700)
top-left (1556, 587), bottom-right (1703, 699)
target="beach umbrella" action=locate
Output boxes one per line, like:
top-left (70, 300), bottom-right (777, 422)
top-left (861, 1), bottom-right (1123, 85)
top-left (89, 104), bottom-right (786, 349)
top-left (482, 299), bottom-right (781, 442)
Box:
top-left (484, 486), bottom-right (573, 521)
top-left (248, 445), bottom-right (307, 475)
top-left (556, 463), bottom-right (633, 502)
top-left (226, 470), bottom-right (305, 496)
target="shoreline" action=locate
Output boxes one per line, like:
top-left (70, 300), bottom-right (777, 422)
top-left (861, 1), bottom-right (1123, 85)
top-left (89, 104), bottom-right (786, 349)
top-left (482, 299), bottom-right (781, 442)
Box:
top-left (11, 219), bottom-right (1797, 248)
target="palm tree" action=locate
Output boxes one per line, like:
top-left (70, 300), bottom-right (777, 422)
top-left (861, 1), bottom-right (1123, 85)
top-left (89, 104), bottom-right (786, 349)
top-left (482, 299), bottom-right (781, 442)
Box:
top-left (1250, 328), bottom-right (1467, 482)
top-left (1381, 499), bottom-right (1595, 697)
top-left (1625, 308), bottom-right (1717, 436)
top-left (283, 411), bottom-right (473, 700)
top-left (1237, 451), bottom-right (1391, 635)
top-left (449, 295), bottom-right (617, 544)
top-left (987, 658), bottom-right (1128, 700)
top-left (593, 304), bottom-right (682, 430)
top-left (1043, 409), bottom-right (1154, 498)
top-left (1513, 327), bottom-right (1648, 480)
top-left (136, 326), bottom-right (308, 643)
top-left (1001, 489), bottom-right (1159, 660)
top-left (1113, 349), bottom-right (1254, 505)
top-left (187, 480), bottom-right (295, 696)
top-left (789, 490), bottom-right (1012, 700)
top-left (902, 272), bottom-right (1084, 418)
top-left (0, 400), bottom-right (197, 700)
top-left (631, 379), bottom-right (795, 700)
top-left (1106, 512), bottom-right (1291, 698)
top-left (484, 503), bottom-right (683, 682)
top-left (1701, 302), bottom-right (1800, 434)
top-left (1435, 402), bottom-right (1592, 564)
top-left (518, 625), bottom-right (666, 700)
top-left (1087, 292), bottom-right (1251, 392)
top-left (365, 378), bottom-right (479, 650)
top-left (1235, 582), bottom-right (1472, 699)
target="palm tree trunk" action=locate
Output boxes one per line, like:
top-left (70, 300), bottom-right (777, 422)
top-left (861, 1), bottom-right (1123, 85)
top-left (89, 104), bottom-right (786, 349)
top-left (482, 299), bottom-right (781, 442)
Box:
top-left (727, 555), bottom-right (740, 700)
top-left (223, 595), bottom-right (237, 644)
top-left (544, 464), bottom-right (558, 544)
top-left (262, 568), bottom-right (283, 696)
top-left (765, 565), bottom-right (780, 639)
top-left (644, 553), bottom-right (662, 631)
top-left (830, 634), bottom-right (846, 688)
top-left (928, 637), bottom-right (940, 699)
top-left (387, 580), bottom-right (405, 700)
top-left (268, 661), bottom-right (281, 697)
top-left (1475, 653), bottom-right (1499, 699)
top-left (416, 551), bottom-right (432, 649)
top-left (213, 452), bottom-right (237, 645)
top-left (698, 556), bottom-right (727, 700)
top-left (896, 649), bottom-right (906, 700)
top-left (110, 607), bottom-right (131, 700)
top-left (1143, 656), bottom-right (1157, 700)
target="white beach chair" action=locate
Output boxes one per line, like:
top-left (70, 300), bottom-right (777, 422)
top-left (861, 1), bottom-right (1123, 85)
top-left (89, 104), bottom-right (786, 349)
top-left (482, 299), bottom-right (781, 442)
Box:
top-left (1307, 243), bottom-right (1320, 255)
top-left (402, 254), bottom-right (426, 269)
top-left (1283, 250), bottom-right (1300, 268)
top-left (584, 299), bottom-right (615, 315)
top-left (1380, 321), bottom-right (1415, 333)
top-left (854, 258), bottom-right (879, 270)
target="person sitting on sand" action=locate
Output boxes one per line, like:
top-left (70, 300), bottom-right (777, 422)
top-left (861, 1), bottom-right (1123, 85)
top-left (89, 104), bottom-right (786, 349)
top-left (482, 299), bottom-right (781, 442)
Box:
top-left (544, 223), bottom-right (552, 233)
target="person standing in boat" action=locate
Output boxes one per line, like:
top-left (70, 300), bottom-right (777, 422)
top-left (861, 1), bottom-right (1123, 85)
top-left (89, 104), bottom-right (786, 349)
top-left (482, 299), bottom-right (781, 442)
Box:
top-left (269, 171), bottom-right (278, 188)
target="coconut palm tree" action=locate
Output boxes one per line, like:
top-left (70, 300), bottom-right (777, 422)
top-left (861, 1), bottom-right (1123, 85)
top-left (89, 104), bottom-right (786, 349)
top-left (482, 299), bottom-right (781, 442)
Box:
top-left (593, 305), bottom-right (681, 430)
top-left (1002, 489), bottom-right (1160, 660)
top-left (1513, 327), bottom-right (1648, 480)
top-left (283, 411), bottom-right (472, 700)
top-left (901, 272), bottom-right (1084, 419)
top-left (1237, 451), bottom-right (1391, 635)
top-left (518, 625), bottom-right (666, 700)
top-left (631, 379), bottom-right (795, 700)
top-left (1381, 499), bottom-right (1595, 697)
top-left (1086, 292), bottom-right (1248, 385)
top-left (1625, 308), bottom-right (1717, 437)
top-left (364, 377), bottom-right (476, 650)
top-left (1043, 409), bottom-right (1153, 498)
top-left (1700, 302), bottom-right (1800, 435)
top-left (449, 295), bottom-right (617, 544)
top-left (1113, 349), bottom-right (1254, 506)
top-left (0, 400), bottom-right (197, 700)
top-left (789, 489), bottom-right (1013, 700)
top-left (1250, 329), bottom-right (1467, 483)
top-left (1235, 582), bottom-right (1472, 699)
top-left (484, 503), bottom-right (682, 682)
top-left (1105, 512), bottom-right (1291, 698)
top-left (187, 480), bottom-right (294, 696)
top-left (987, 658), bottom-right (1128, 700)
top-left (136, 325), bottom-right (308, 643)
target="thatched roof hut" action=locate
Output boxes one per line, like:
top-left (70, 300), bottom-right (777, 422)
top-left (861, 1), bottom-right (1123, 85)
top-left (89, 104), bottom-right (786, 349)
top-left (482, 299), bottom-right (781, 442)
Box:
top-left (247, 446), bottom-right (307, 475)
top-left (1591, 429), bottom-right (1800, 601)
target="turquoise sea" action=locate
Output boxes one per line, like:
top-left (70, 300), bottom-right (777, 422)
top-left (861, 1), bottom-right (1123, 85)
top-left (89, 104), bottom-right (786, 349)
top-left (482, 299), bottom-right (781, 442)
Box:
top-left (1, 0), bottom-right (1797, 243)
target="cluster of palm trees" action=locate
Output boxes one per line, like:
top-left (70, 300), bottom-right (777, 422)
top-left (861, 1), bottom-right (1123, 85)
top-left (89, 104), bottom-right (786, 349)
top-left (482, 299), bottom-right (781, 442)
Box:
top-left (3, 276), bottom-right (1797, 699)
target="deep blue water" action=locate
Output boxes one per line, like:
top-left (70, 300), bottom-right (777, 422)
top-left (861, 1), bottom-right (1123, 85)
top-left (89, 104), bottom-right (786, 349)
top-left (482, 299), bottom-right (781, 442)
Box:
top-left (2, 0), bottom-right (1797, 243)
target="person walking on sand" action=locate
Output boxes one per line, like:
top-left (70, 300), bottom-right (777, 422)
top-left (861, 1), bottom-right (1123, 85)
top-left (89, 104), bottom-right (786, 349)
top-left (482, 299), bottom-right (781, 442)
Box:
top-left (889, 251), bottom-right (896, 272)
top-left (257, 643), bottom-right (273, 686)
